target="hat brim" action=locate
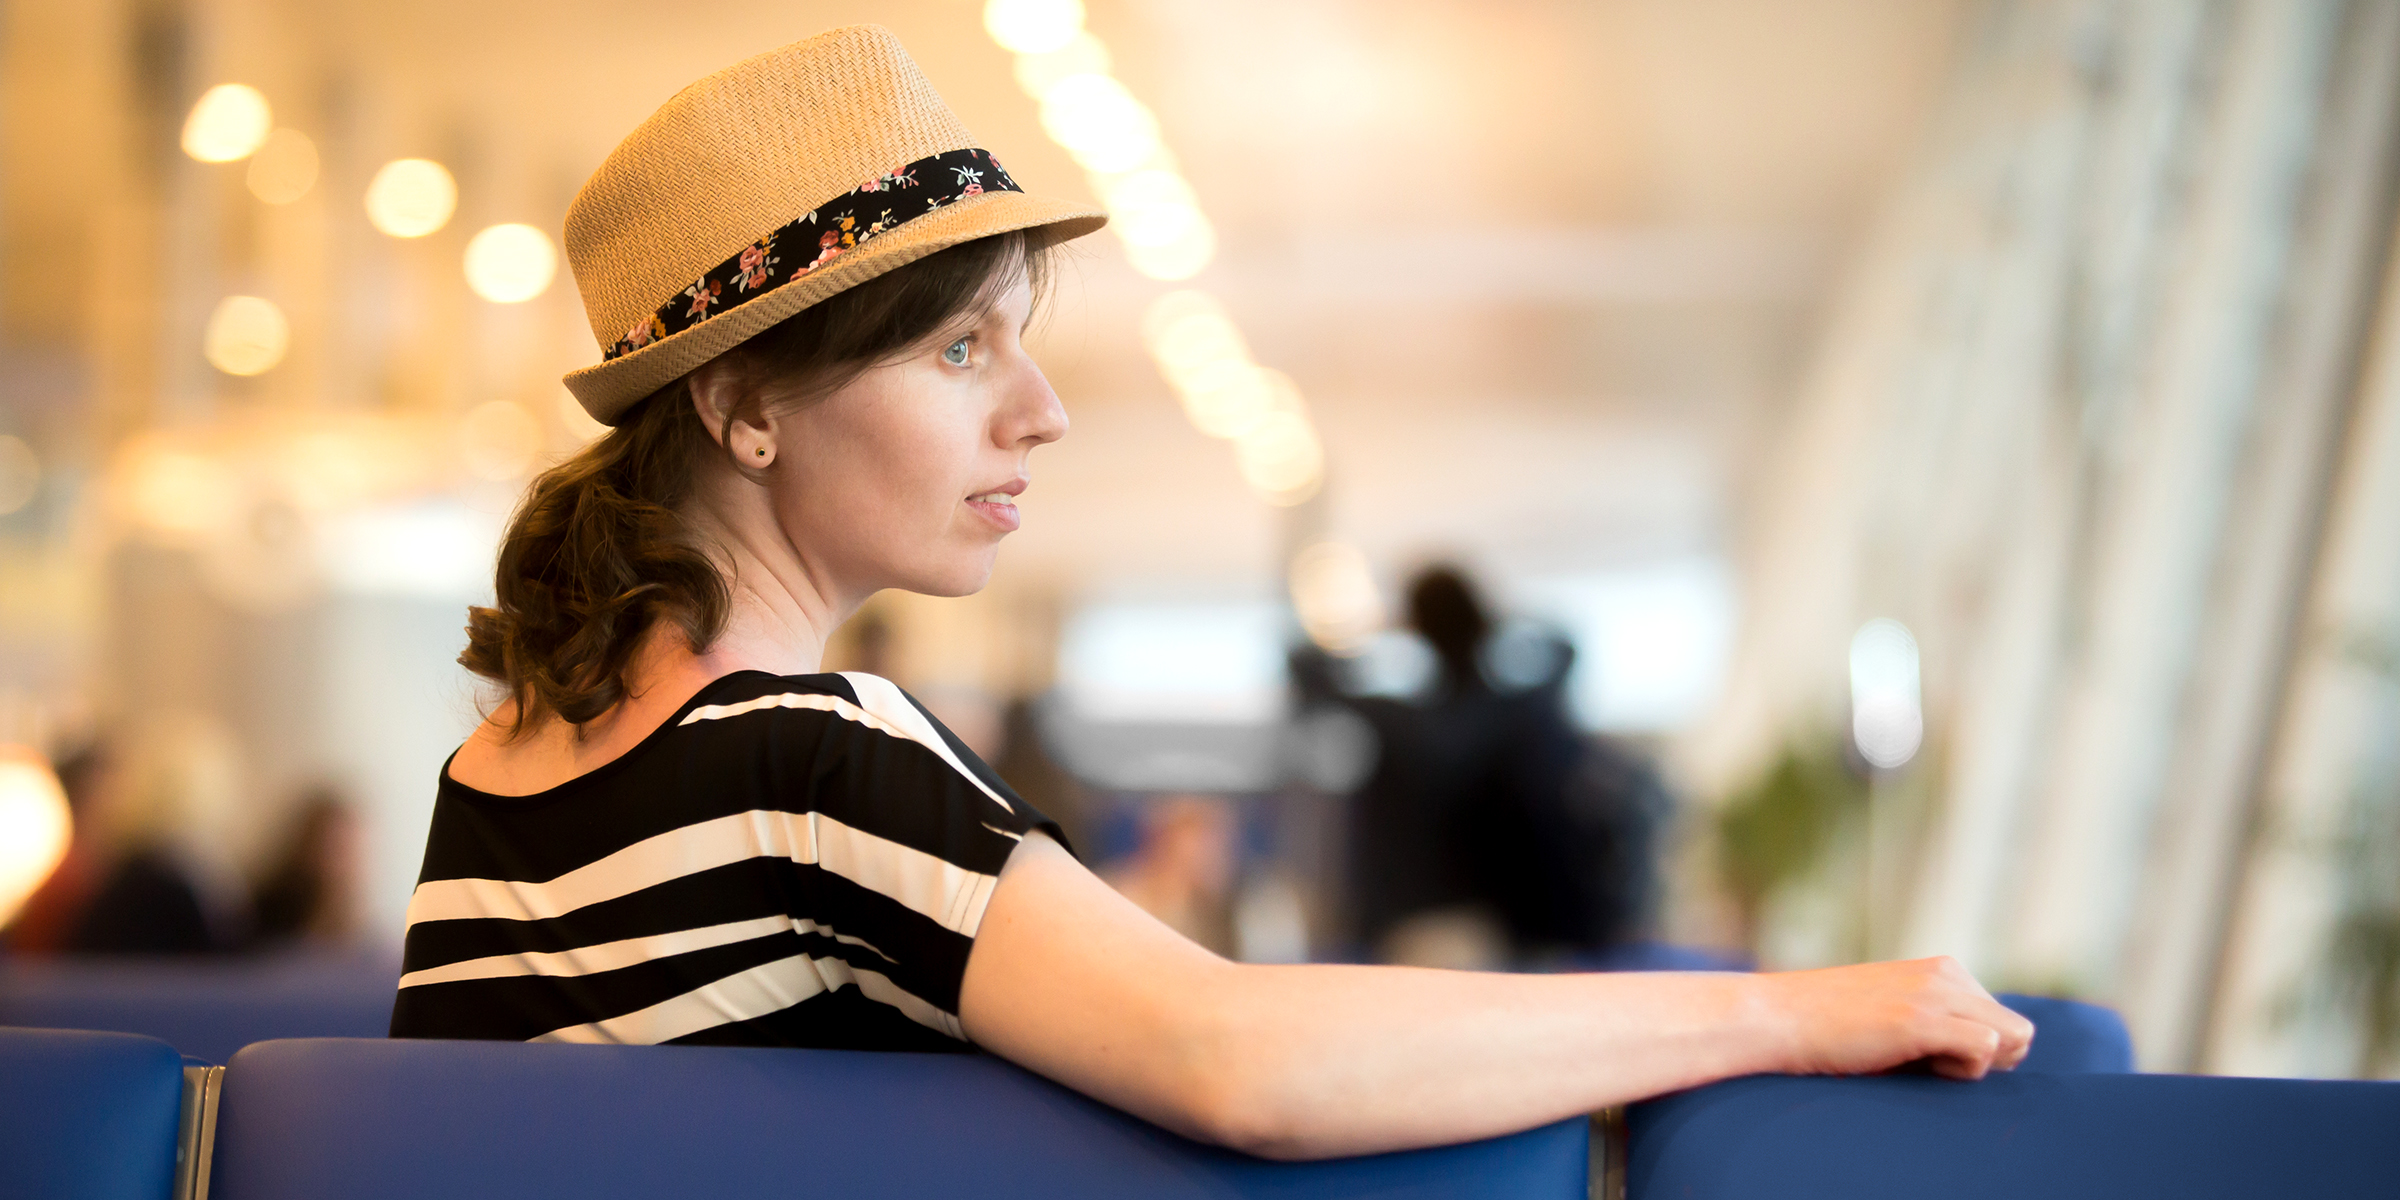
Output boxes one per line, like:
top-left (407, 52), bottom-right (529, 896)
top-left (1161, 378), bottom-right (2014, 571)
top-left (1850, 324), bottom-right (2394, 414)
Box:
top-left (564, 190), bottom-right (1106, 424)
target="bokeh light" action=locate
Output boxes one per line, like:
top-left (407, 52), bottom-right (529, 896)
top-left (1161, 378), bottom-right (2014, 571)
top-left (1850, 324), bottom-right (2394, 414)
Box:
top-left (180, 84), bottom-right (272, 162)
top-left (1123, 215), bottom-right (1216, 281)
top-left (983, 0), bottom-right (1085, 55)
top-left (365, 158), bottom-right (458, 238)
top-left (1039, 74), bottom-right (1162, 174)
top-left (0, 748), bottom-right (71, 929)
top-left (1234, 408), bottom-right (1324, 504)
top-left (462, 223), bottom-right (558, 303)
top-left (1013, 32), bottom-right (1111, 99)
top-left (462, 401), bottom-right (543, 480)
top-left (246, 128), bottom-right (320, 204)
top-left (0, 435), bottom-right (39, 516)
top-left (1850, 618), bottom-right (1924, 769)
top-left (1290, 541), bottom-right (1384, 654)
top-left (203, 295), bottom-right (290, 376)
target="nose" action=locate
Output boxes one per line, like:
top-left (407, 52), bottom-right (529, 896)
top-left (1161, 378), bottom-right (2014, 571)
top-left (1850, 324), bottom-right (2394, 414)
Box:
top-left (999, 355), bottom-right (1069, 449)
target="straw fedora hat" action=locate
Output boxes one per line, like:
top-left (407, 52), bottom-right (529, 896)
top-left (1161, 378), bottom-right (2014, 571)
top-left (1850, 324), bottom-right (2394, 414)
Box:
top-left (562, 25), bottom-right (1106, 424)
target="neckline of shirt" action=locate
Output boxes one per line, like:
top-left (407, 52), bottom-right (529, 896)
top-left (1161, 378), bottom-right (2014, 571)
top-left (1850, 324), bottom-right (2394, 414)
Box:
top-left (440, 670), bottom-right (858, 807)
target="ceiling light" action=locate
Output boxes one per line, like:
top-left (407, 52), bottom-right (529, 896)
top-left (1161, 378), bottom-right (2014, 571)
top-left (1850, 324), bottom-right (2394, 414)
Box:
top-left (1234, 407), bottom-right (1323, 504)
top-left (1013, 32), bottom-right (1112, 99)
top-left (1039, 74), bottom-right (1161, 174)
top-left (463, 223), bottom-right (557, 303)
top-left (984, 0), bottom-right (1085, 54)
top-left (1124, 215), bottom-right (1215, 281)
top-left (365, 158), bottom-right (458, 238)
top-left (181, 84), bottom-right (272, 162)
top-left (203, 295), bottom-right (289, 376)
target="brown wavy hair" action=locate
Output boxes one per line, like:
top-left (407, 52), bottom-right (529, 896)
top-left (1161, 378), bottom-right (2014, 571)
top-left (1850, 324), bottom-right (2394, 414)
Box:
top-left (461, 232), bottom-right (1045, 735)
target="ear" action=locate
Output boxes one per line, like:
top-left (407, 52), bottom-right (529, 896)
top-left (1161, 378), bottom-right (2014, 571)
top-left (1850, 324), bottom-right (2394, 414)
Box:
top-left (687, 361), bottom-right (779, 467)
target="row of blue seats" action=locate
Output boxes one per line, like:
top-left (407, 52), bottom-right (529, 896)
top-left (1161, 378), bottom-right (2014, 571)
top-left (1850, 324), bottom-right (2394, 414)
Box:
top-left (7, 1002), bottom-right (2397, 1198)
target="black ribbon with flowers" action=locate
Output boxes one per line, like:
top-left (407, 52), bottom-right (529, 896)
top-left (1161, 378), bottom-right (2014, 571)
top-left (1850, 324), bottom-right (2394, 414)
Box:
top-left (605, 147), bottom-right (1024, 361)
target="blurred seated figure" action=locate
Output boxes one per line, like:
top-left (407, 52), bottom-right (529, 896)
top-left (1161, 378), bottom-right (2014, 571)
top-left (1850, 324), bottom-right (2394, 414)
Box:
top-left (1292, 564), bottom-right (1668, 968)
top-left (250, 788), bottom-right (363, 949)
top-left (66, 718), bottom-right (248, 955)
top-left (1102, 794), bottom-right (1237, 956)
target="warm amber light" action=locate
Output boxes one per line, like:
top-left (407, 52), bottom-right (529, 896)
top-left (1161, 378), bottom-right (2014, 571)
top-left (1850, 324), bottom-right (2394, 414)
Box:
top-left (1040, 74), bottom-right (1162, 174)
top-left (984, 0), bottom-right (1085, 54)
top-left (1235, 407), bottom-right (1324, 504)
top-left (365, 159), bottom-right (458, 238)
top-left (1124, 214), bottom-right (1216, 281)
top-left (182, 84), bottom-right (272, 162)
top-left (246, 128), bottom-right (319, 204)
top-left (203, 295), bottom-right (290, 376)
top-left (0, 748), bottom-right (71, 929)
top-left (1013, 33), bottom-right (1112, 99)
top-left (462, 224), bottom-right (558, 303)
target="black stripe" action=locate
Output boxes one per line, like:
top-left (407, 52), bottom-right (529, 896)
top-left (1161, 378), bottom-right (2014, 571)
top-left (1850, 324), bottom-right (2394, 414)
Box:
top-left (668, 986), bottom-right (974, 1053)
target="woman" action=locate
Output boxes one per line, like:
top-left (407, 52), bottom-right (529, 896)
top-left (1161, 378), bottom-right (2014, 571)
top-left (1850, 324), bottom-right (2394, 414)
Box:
top-left (393, 26), bottom-right (2031, 1161)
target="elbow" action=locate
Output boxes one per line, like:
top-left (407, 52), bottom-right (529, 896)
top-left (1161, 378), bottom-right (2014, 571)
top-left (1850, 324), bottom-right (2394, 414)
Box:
top-left (1172, 1027), bottom-right (1315, 1160)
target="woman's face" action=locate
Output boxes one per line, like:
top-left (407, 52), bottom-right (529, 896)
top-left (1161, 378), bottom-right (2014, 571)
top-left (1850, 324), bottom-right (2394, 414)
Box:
top-left (757, 274), bottom-right (1066, 602)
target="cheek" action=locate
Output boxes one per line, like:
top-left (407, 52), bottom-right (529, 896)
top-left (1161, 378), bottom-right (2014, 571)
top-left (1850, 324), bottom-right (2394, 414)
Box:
top-left (784, 398), bottom-right (972, 542)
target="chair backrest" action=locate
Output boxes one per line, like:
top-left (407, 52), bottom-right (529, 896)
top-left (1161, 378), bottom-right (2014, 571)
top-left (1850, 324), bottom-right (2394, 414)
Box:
top-left (0, 1026), bottom-right (187, 1200)
top-left (1995, 993), bottom-right (2134, 1072)
top-left (209, 1038), bottom-right (1590, 1200)
top-left (0, 956), bottom-right (398, 1065)
top-left (1627, 1071), bottom-right (2400, 1199)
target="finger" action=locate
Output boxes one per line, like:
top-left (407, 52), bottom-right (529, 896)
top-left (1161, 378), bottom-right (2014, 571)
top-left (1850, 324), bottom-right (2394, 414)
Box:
top-left (1954, 995), bottom-right (2036, 1069)
top-left (1929, 1018), bottom-right (2001, 1079)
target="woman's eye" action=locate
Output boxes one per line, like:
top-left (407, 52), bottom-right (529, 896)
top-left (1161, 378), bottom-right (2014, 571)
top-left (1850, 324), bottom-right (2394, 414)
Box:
top-left (942, 337), bottom-right (971, 366)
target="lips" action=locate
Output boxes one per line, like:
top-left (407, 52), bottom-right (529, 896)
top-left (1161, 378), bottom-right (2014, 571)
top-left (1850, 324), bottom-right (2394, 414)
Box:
top-left (965, 486), bottom-right (1022, 532)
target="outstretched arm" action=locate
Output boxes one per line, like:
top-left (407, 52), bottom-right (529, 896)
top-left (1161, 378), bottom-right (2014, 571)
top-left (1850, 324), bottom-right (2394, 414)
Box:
top-left (959, 831), bottom-right (2032, 1161)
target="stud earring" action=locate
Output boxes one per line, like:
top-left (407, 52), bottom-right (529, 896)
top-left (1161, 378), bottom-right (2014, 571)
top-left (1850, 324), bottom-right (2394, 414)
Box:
top-left (754, 446), bottom-right (767, 457)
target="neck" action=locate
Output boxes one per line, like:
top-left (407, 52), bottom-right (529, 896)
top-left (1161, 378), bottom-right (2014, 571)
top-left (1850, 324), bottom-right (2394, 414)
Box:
top-left (676, 486), bottom-right (868, 679)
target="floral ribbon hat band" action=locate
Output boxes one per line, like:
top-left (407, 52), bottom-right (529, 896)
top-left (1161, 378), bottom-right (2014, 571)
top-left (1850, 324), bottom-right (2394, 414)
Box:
top-left (607, 148), bottom-right (1023, 362)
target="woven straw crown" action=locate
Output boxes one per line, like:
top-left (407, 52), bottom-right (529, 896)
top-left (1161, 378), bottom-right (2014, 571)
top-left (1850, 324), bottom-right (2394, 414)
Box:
top-left (562, 25), bottom-right (1105, 423)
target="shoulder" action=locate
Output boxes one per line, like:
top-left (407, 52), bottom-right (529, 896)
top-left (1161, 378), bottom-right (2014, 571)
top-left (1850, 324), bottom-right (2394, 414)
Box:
top-left (678, 671), bottom-right (1027, 815)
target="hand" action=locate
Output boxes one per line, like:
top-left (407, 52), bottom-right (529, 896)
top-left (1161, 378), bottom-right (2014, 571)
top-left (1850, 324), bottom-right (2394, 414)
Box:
top-left (1757, 956), bottom-right (2035, 1081)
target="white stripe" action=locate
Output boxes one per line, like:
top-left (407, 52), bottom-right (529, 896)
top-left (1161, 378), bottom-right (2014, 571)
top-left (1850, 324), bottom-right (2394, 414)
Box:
top-left (531, 953), bottom-right (961, 1045)
top-left (394, 915), bottom-right (895, 990)
top-left (678, 673), bottom-right (1014, 814)
top-left (403, 810), bottom-right (1000, 936)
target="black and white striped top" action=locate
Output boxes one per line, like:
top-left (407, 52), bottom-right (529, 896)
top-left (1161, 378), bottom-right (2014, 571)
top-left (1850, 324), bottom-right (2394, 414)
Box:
top-left (389, 671), bottom-right (1060, 1052)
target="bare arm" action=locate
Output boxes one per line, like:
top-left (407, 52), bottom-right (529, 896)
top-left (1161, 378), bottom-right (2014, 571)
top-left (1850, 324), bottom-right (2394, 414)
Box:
top-left (959, 832), bottom-right (2033, 1161)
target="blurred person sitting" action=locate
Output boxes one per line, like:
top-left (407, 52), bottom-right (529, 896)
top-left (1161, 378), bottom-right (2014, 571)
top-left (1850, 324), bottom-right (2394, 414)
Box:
top-left (67, 718), bottom-right (249, 955)
top-left (393, 27), bottom-right (2030, 1163)
top-left (250, 787), bottom-right (363, 949)
top-left (1293, 565), bottom-right (1669, 967)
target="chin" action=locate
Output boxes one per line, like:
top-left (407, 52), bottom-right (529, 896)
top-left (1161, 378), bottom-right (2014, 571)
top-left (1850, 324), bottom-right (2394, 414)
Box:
top-left (898, 555), bottom-right (998, 599)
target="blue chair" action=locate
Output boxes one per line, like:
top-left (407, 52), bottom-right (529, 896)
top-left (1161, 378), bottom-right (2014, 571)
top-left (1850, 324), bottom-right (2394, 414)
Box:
top-left (0, 1026), bottom-right (189, 1200)
top-left (208, 1038), bottom-right (1590, 1200)
top-left (1627, 1071), bottom-right (2400, 1198)
top-left (0, 954), bottom-right (398, 1064)
top-left (1996, 993), bottom-right (2133, 1073)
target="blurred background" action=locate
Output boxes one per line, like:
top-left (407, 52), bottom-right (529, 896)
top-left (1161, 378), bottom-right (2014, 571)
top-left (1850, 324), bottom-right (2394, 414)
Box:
top-left (2, 0), bottom-right (2398, 1080)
